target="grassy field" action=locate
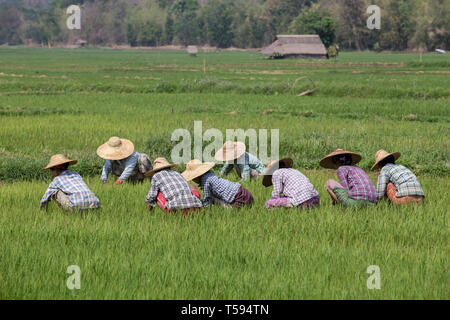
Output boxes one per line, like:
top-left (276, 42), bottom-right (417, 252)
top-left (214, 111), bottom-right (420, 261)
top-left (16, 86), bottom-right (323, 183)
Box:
top-left (0, 47), bottom-right (449, 299)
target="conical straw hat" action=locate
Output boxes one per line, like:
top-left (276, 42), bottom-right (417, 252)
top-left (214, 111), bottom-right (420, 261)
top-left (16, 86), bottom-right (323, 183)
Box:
top-left (181, 159), bottom-right (215, 182)
top-left (42, 154), bottom-right (77, 170)
top-left (96, 136), bottom-right (134, 160)
top-left (371, 149), bottom-right (401, 171)
top-left (262, 158), bottom-right (293, 187)
top-left (214, 141), bottom-right (246, 162)
top-left (144, 157), bottom-right (177, 177)
top-left (319, 148), bottom-right (362, 169)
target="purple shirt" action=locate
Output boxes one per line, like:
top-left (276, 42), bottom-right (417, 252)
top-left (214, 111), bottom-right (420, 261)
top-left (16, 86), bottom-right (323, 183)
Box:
top-left (271, 168), bottom-right (319, 206)
top-left (337, 166), bottom-right (377, 203)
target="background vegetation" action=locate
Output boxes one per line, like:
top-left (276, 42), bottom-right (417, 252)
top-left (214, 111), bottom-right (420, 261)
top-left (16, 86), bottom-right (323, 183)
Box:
top-left (0, 0), bottom-right (449, 51)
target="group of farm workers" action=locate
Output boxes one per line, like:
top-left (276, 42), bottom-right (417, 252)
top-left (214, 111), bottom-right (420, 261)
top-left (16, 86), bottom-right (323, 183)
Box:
top-left (40, 137), bottom-right (425, 213)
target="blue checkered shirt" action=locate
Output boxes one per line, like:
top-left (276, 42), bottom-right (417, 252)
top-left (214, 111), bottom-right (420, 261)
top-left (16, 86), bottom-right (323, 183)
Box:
top-left (219, 152), bottom-right (265, 181)
top-left (271, 168), bottom-right (319, 206)
top-left (40, 170), bottom-right (101, 209)
top-left (146, 169), bottom-right (202, 210)
top-left (200, 171), bottom-right (241, 206)
top-left (376, 163), bottom-right (425, 199)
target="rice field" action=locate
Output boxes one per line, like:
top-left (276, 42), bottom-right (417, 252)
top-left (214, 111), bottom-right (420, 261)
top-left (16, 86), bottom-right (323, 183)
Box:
top-left (0, 47), bottom-right (449, 299)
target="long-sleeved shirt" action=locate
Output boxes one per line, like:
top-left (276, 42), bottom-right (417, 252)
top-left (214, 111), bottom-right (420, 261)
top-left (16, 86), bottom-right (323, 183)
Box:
top-left (146, 169), bottom-right (202, 210)
top-left (337, 165), bottom-right (377, 203)
top-left (40, 170), bottom-right (101, 209)
top-left (271, 168), bottom-right (319, 206)
top-left (219, 152), bottom-right (265, 181)
top-left (199, 171), bottom-right (241, 206)
top-left (376, 163), bottom-right (424, 199)
top-left (101, 151), bottom-right (141, 181)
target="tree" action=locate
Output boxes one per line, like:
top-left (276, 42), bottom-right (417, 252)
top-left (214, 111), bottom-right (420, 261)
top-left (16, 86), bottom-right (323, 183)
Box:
top-left (289, 7), bottom-right (337, 48)
top-left (336, 0), bottom-right (366, 50)
top-left (0, 4), bottom-right (24, 45)
top-left (380, 0), bottom-right (416, 50)
top-left (264, 0), bottom-right (314, 35)
top-left (201, 0), bottom-right (234, 48)
top-left (169, 0), bottom-right (200, 45)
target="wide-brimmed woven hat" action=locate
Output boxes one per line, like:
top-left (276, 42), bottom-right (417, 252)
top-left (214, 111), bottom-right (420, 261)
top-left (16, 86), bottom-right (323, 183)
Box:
top-left (371, 149), bottom-right (401, 171)
top-left (96, 136), bottom-right (134, 160)
top-left (42, 154), bottom-right (77, 170)
top-left (214, 141), bottom-right (246, 162)
top-left (181, 159), bottom-right (215, 182)
top-left (144, 157), bottom-right (177, 177)
top-left (262, 158), bottom-right (293, 187)
top-left (319, 148), bottom-right (362, 169)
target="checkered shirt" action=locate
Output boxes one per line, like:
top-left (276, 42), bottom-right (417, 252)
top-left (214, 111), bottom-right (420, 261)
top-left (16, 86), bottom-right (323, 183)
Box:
top-left (376, 163), bottom-right (424, 199)
top-left (337, 166), bottom-right (377, 203)
top-left (271, 168), bottom-right (319, 206)
top-left (146, 169), bottom-right (202, 210)
top-left (40, 170), bottom-right (101, 209)
top-left (219, 152), bottom-right (265, 181)
top-left (200, 171), bottom-right (241, 206)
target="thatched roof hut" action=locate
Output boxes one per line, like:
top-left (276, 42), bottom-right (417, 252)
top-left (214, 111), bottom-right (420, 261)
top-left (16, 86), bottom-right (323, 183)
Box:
top-left (187, 45), bottom-right (198, 56)
top-left (76, 39), bottom-right (87, 47)
top-left (261, 35), bottom-right (327, 59)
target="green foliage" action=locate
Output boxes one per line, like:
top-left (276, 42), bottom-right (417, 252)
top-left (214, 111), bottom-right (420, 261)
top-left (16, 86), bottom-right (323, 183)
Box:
top-left (0, 0), bottom-right (449, 51)
top-left (0, 48), bottom-right (449, 182)
top-left (289, 7), bottom-right (337, 48)
top-left (0, 175), bottom-right (448, 298)
top-left (201, 0), bottom-right (234, 48)
top-left (169, 0), bottom-right (200, 45)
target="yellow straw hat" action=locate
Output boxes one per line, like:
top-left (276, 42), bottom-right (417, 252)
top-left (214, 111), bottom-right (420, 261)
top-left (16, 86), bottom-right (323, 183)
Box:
top-left (319, 148), bottom-right (362, 169)
top-left (96, 136), bottom-right (134, 160)
top-left (214, 141), bottom-right (246, 162)
top-left (371, 149), bottom-right (401, 171)
top-left (42, 154), bottom-right (77, 170)
top-left (181, 159), bottom-right (215, 182)
top-left (262, 158), bottom-right (293, 187)
top-left (144, 157), bottom-right (177, 177)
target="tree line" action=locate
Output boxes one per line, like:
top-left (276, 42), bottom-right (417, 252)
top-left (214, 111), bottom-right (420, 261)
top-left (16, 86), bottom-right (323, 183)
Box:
top-left (0, 0), bottom-right (448, 51)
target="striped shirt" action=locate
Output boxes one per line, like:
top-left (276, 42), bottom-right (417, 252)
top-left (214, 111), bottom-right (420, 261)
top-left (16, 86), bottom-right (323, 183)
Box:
top-left (271, 168), bottom-right (319, 206)
top-left (337, 166), bottom-right (377, 203)
top-left (376, 163), bottom-right (424, 199)
top-left (219, 152), bottom-right (265, 181)
top-left (40, 170), bottom-right (101, 209)
top-left (200, 171), bottom-right (241, 206)
top-left (146, 169), bottom-right (202, 210)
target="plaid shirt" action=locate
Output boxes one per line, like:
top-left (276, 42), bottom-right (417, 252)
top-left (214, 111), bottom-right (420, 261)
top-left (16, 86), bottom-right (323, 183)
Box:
top-left (271, 168), bottom-right (319, 206)
top-left (219, 152), bottom-right (265, 181)
top-left (146, 169), bottom-right (202, 210)
top-left (40, 170), bottom-right (101, 209)
top-left (200, 171), bottom-right (241, 206)
top-left (376, 163), bottom-right (424, 199)
top-left (337, 166), bottom-right (377, 203)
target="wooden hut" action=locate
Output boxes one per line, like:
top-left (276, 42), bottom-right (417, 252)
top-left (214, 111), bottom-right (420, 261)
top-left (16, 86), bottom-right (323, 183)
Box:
top-left (261, 35), bottom-right (328, 59)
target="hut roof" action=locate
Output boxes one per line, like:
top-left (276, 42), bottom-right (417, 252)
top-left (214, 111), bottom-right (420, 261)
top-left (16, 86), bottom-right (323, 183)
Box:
top-left (260, 35), bottom-right (327, 56)
top-left (187, 45), bottom-right (198, 54)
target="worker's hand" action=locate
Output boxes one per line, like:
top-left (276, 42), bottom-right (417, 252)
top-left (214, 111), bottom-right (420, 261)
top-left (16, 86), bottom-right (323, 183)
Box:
top-left (102, 179), bottom-right (107, 185)
top-left (146, 203), bottom-right (153, 211)
top-left (115, 179), bottom-right (123, 185)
